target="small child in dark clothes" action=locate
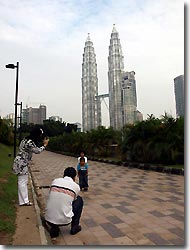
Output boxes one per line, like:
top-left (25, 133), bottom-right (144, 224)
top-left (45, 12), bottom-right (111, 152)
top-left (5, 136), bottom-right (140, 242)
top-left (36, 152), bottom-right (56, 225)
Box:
top-left (77, 157), bottom-right (89, 191)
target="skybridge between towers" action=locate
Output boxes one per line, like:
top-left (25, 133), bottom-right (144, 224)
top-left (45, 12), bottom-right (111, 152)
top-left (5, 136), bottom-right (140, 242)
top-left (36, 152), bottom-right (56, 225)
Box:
top-left (95, 93), bottom-right (109, 127)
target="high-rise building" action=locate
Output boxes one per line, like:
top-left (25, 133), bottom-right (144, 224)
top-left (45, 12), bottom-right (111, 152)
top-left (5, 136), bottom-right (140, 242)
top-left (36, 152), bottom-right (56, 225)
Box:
top-left (108, 25), bottom-right (138, 129)
top-left (81, 33), bottom-right (100, 132)
top-left (38, 105), bottom-right (46, 124)
top-left (74, 122), bottom-right (82, 132)
top-left (136, 110), bottom-right (143, 122)
top-left (21, 109), bottom-right (28, 124)
top-left (121, 71), bottom-right (137, 124)
top-left (108, 24), bottom-right (124, 129)
top-left (22, 104), bottom-right (46, 124)
top-left (81, 25), bottom-right (140, 130)
top-left (174, 75), bottom-right (184, 117)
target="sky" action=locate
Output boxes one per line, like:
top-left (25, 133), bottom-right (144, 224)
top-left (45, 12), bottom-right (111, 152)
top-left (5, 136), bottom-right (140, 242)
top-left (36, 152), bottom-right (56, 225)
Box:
top-left (0, 0), bottom-right (185, 127)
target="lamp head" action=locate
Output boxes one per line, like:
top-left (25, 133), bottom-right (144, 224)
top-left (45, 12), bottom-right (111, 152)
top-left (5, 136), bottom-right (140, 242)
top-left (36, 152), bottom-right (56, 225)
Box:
top-left (5, 64), bottom-right (16, 69)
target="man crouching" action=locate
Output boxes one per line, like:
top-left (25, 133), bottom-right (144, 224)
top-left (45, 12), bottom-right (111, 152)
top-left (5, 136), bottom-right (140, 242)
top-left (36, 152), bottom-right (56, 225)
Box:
top-left (43, 167), bottom-right (83, 240)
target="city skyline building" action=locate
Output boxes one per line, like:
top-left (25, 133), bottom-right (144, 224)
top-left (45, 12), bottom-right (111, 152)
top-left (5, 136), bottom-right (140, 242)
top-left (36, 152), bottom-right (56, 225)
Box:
top-left (22, 104), bottom-right (46, 125)
top-left (174, 75), bottom-right (184, 117)
top-left (121, 71), bottom-right (138, 125)
top-left (81, 25), bottom-right (140, 131)
top-left (136, 110), bottom-right (143, 122)
top-left (108, 24), bottom-right (124, 129)
top-left (81, 33), bottom-right (100, 132)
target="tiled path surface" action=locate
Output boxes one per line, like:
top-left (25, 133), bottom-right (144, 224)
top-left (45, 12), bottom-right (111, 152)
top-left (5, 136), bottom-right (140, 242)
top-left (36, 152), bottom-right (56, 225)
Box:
top-left (30, 151), bottom-right (185, 246)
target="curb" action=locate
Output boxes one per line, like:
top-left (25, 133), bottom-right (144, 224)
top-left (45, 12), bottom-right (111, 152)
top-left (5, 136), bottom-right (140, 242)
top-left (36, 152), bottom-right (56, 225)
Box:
top-left (29, 174), bottom-right (49, 245)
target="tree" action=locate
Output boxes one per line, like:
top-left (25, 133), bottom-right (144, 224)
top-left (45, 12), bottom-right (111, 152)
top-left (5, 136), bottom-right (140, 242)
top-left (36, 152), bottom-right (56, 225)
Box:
top-left (0, 118), bottom-right (14, 145)
top-left (121, 114), bottom-right (184, 164)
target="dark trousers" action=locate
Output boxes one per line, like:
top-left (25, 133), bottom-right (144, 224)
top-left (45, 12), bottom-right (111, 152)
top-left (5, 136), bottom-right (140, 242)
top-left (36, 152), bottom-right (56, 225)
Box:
top-left (46, 195), bottom-right (83, 238)
top-left (78, 170), bottom-right (88, 189)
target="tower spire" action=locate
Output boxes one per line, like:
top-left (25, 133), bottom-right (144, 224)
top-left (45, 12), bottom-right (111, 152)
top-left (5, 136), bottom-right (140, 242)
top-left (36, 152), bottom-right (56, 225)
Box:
top-left (86, 33), bottom-right (91, 41)
top-left (112, 24), bottom-right (117, 33)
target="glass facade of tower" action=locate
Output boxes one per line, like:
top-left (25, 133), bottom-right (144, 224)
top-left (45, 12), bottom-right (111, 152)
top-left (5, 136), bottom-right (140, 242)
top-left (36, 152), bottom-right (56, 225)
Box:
top-left (82, 34), bottom-right (100, 132)
top-left (174, 75), bottom-right (184, 117)
top-left (121, 71), bottom-right (137, 124)
top-left (108, 25), bottom-right (124, 129)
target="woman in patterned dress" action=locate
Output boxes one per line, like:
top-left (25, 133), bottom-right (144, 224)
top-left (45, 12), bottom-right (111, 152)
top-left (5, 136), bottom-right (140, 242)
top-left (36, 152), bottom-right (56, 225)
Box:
top-left (12, 127), bottom-right (49, 206)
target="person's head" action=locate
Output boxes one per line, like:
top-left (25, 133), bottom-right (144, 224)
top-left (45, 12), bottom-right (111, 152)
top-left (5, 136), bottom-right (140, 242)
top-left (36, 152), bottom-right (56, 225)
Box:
top-left (63, 167), bottom-right (77, 180)
top-left (28, 127), bottom-right (44, 144)
top-left (79, 157), bottom-right (85, 166)
top-left (79, 151), bottom-right (85, 157)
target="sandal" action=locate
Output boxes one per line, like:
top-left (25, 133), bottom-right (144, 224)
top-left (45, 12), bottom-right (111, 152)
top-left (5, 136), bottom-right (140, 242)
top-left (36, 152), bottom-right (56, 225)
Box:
top-left (20, 201), bottom-right (33, 206)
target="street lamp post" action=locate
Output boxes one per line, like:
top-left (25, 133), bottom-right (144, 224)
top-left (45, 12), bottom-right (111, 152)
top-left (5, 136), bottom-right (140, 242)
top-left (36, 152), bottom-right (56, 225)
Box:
top-left (17, 101), bottom-right (22, 142)
top-left (5, 62), bottom-right (19, 157)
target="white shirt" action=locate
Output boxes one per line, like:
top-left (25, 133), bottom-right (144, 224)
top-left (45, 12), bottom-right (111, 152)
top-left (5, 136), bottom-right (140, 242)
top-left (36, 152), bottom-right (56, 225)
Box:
top-left (45, 176), bottom-right (80, 225)
top-left (78, 156), bottom-right (88, 163)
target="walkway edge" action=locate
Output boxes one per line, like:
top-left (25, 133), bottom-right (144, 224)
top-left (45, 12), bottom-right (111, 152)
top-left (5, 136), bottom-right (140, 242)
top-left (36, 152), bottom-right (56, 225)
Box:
top-left (29, 174), bottom-right (49, 245)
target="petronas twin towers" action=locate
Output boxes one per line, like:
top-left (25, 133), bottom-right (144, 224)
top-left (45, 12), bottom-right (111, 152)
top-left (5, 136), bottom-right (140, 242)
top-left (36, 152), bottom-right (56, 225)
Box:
top-left (82, 25), bottom-right (139, 132)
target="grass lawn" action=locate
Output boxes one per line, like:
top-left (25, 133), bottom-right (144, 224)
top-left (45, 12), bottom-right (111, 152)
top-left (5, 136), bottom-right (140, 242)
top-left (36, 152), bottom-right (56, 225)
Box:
top-left (0, 143), bottom-right (18, 244)
top-left (164, 164), bottom-right (184, 169)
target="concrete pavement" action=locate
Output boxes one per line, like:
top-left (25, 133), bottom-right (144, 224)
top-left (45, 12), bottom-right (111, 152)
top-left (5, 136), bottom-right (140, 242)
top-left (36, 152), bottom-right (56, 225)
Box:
top-left (30, 150), bottom-right (184, 246)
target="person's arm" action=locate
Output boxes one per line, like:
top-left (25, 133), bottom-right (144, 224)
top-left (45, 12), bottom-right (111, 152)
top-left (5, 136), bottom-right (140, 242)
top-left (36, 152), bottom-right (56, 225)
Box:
top-left (77, 164), bottom-right (80, 177)
top-left (74, 185), bottom-right (81, 199)
top-left (77, 163), bottom-right (81, 171)
top-left (28, 139), bottom-right (49, 154)
top-left (85, 163), bottom-right (89, 176)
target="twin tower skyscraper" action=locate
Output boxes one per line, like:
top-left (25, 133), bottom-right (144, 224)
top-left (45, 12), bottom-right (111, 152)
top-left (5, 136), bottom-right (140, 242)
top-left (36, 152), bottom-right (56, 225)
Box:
top-left (82, 24), bottom-right (141, 132)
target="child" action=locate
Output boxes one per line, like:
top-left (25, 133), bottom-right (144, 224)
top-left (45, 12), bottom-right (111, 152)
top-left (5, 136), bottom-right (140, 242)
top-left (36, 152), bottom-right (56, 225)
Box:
top-left (77, 157), bottom-right (89, 191)
top-left (78, 151), bottom-right (87, 163)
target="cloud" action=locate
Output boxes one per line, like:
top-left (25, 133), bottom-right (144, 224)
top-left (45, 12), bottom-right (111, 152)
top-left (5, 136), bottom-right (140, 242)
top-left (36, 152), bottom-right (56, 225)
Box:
top-left (0, 0), bottom-right (184, 125)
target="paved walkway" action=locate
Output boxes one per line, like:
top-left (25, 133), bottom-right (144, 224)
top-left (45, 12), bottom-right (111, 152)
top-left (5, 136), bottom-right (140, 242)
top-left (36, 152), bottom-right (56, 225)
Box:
top-left (30, 151), bottom-right (184, 246)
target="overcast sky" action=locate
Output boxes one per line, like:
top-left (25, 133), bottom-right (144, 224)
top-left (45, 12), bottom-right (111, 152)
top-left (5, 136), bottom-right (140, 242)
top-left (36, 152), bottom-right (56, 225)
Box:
top-left (0, 0), bottom-right (184, 126)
